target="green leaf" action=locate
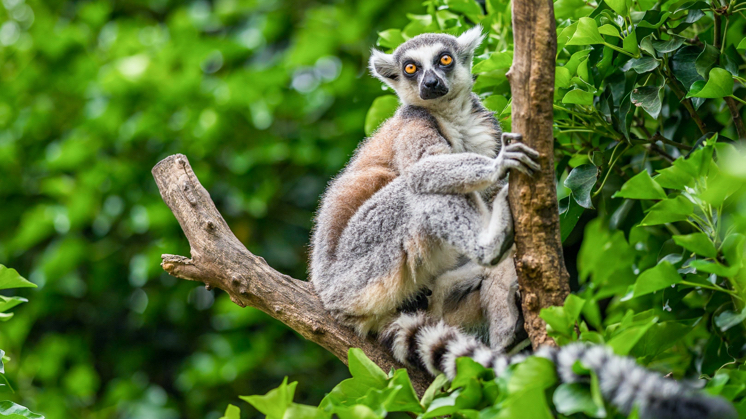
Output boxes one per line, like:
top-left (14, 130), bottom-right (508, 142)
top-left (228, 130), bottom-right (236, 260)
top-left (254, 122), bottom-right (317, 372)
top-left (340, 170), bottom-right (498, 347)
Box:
top-left (282, 404), bottom-right (328, 419)
top-left (714, 308), bottom-right (746, 332)
top-left (496, 387), bottom-right (554, 419)
top-left (607, 317), bottom-right (657, 356)
top-left (364, 95), bottom-right (399, 136)
top-left (562, 89), bottom-right (594, 106)
top-left (377, 30), bottom-right (406, 49)
top-left (598, 24), bottom-right (621, 38)
top-left (553, 383), bottom-right (606, 417)
top-left (673, 233), bottom-right (718, 258)
top-left (631, 85), bottom-right (663, 119)
top-left (671, 46), bottom-right (705, 89)
top-left (622, 30), bottom-right (639, 56)
top-left (219, 404), bottom-right (241, 419)
top-left (566, 18), bottom-right (605, 46)
top-left (555, 67), bottom-right (572, 89)
top-left (240, 377), bottom-right (297, 419)
top-left (509, 357), bottom-right (557, 393)
top-left (420, 374), bottom-right (449, 408)
top-left (0, 401), bottom-right (45, 419)
top-left (686, 68), bottom-right (734, 99)
top-left (0, 296), bottom-right (28, 314)
top-left (473, 52), bottom-right (513, 73)
top-left (333, 404), bottom-right (381, 419)
top-left (483, 95), bottom-right (508, 114)
top-left (541, 306), bottom-right (573, 337)
top-left (625, 57), bottom-right (660, 74)
top-left (560, 197), bottom-right (585, 242)
top-left (632, 261), bottom-right (682, 298)
top-left (630, 319), bottom-right (696, 360)
top-left (605, 0), bottom-right (631, 17)
top-left (688, 260), bottom-right (739, 277)
top-left (564, 164), bottom-right (598, 209)
top-left (695, 44), bottom-right (720, 78)
top-left (652, 36), bottom-right (685, 54)
top-left (639, 195), bottom-right (693, 226)
top-left (0, 266), bottom-right (36, 291)
top-left (613, 170), bottom-right (667, 200)
top-left (348, 348), bottom-right (387, 389)
top-left (557, 22), bottom-right (578, 47)
top-left (386, 370), bottom-right (423, 413)
top-left (738, 38), bottom-right (746, 50)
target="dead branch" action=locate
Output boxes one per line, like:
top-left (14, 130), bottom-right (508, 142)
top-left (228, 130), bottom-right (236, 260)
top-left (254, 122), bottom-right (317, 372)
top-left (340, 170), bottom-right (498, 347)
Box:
top-left (508, 0), bottom-right (572, 348)
top-left (152, 154), bottom-right (432, 395)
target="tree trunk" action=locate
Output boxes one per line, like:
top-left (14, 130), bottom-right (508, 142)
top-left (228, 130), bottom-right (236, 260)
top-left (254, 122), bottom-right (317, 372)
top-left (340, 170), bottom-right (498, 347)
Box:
top-left (508, 0), bottom-right (571, 349)
top-left (152, 154), bottom-right (433, 396)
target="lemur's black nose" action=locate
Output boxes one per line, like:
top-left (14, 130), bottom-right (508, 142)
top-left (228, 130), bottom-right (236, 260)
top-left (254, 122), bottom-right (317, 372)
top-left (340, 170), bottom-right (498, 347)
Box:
top-left (423, 74), bottom-right (440, 88)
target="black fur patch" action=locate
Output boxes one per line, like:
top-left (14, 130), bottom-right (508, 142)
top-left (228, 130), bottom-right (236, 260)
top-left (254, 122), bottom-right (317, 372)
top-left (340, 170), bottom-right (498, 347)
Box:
top-left (398, 288), bottom-right (432, 313)
top-left (428, 330), bottom-right (458, 372)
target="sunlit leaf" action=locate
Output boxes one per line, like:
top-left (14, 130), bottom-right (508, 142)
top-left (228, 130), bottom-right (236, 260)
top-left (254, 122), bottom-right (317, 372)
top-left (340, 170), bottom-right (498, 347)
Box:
top-left (473, 52), bottom-right (513, 73)
top-left (364, 95), bottom-right (399, 136)
top-left (631, 261), bottom-right (682, 298)
top-left (673, 233), bottom-right (718, 258)
top-left (0, 402), bottom-right (45, 419)
top-left (562, 89), bottom-right (594, 106)
top-left (219, 404), bottom-right (241, 419)
top-left (0, 266), bottom-right (36, 291)
top-left (566, 18), bottom-right (605, 46)
top-left (639, 195), bottom-right (693, 226)
top-left (686, 68), bottom-right (734, 99)
top-left (613, 170), bottom-right (667, 200)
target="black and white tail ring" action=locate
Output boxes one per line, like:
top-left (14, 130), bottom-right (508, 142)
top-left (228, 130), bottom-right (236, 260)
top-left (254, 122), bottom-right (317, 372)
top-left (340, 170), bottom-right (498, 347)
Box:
top-left (380, 312), bottom-right (737, 419)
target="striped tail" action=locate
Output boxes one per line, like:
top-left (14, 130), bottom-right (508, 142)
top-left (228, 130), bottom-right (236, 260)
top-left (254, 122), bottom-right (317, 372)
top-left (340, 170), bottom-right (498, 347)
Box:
top-left (380, 312), bottom-right (736, 419)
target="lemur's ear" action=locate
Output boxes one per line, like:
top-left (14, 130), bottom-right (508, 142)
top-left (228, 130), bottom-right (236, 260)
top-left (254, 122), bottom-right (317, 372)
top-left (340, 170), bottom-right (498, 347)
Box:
top-left (456, 25), bottom-right (485, 61)
top-left (369, 49), bottom-right (398, 82)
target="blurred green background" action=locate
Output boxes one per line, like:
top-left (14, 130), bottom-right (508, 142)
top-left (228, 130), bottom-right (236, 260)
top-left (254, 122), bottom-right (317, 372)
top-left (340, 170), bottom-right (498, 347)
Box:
top-left (0, 0), bottom-right (427, 417)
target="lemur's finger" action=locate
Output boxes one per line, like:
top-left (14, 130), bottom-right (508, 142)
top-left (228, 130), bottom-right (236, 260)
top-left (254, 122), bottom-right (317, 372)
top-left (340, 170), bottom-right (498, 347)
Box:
top-left (503, 159), bottom-right (534, 176)
top-left (504, 142), bottom-right (540, 159)
top-left (503, 152), bottom-right (541, 172)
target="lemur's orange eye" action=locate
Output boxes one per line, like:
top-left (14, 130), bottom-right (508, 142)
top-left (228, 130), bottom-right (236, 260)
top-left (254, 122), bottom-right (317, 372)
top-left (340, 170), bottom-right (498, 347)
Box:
top-left (440, 55), bottom-right (453, 65)
top-left (404, 63), bottom-right (417, 74)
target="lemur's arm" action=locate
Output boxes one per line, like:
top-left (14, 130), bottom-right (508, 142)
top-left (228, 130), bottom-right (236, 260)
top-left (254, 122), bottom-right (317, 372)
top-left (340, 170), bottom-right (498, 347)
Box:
top-left (406, 141), bottom-right (539, 195)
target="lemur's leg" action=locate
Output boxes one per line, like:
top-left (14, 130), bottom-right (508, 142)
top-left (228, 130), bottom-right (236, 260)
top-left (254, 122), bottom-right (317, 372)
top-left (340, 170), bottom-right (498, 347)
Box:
top-left (427, 261), bottom-right (486, 330)
top-left (415, 185), bottom-right (515, 266)
top-left (427, 257), bottom-right (521, 351)
top-left (480, 257), bottom-right (521, 351)
top-left (406, 142), bottom-right (539, 195)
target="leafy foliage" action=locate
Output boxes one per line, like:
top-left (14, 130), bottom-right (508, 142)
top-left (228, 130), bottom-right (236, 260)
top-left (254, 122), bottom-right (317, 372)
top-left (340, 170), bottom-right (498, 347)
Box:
top-left (0, 266), bottom-right (43, 419)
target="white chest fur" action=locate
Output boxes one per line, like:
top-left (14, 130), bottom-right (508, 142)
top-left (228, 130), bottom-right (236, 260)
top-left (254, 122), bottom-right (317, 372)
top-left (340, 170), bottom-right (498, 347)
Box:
top-left (434, 106), bottom-right (499, 158)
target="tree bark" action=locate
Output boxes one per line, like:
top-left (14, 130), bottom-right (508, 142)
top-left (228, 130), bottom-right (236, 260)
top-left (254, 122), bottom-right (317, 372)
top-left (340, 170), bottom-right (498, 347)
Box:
top-left (152, 154), bottom-right (432, 395)
top-left (508, 0), bottom-right (571, 349)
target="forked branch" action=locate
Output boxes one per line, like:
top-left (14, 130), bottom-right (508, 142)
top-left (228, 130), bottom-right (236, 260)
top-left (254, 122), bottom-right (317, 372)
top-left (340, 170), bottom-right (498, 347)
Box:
top-left (152, 154), bottom-right (432, 395)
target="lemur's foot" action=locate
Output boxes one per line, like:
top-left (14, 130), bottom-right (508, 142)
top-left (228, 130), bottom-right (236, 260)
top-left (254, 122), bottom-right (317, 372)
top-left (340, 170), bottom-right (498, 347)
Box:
top-left (496, 133), bottom-right (540, 178)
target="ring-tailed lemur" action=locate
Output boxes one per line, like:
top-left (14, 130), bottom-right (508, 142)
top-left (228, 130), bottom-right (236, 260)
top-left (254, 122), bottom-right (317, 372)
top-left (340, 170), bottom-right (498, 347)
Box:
top-left (310, 26), bottom-right (735, 419)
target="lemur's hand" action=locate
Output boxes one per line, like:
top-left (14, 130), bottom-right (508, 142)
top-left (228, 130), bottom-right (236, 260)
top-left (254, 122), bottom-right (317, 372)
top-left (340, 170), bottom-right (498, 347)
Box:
top-left (495, 133), bottom-right (540, 179)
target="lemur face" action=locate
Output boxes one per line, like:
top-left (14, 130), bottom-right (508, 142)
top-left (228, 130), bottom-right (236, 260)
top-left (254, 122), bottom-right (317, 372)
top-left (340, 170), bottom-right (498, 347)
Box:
top-left (369, 26), bottom-right (484, 108)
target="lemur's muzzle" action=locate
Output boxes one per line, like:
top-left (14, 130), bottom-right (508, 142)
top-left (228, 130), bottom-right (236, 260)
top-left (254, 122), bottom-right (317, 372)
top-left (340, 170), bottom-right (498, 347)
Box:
top-left (420, 71), bottom-right (448, 100)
